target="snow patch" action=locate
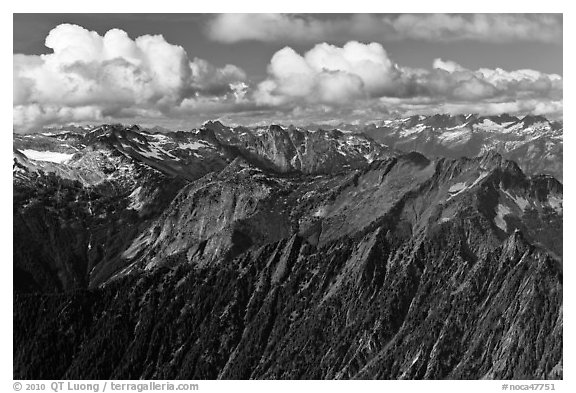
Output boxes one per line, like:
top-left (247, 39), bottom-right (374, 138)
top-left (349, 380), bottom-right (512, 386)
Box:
top-left (477, 119), bottom-right (499, 130)
top-left (400, 124), bottom-right (426, 137)
top-left (363, 152), bottom-right (376, 163)
top-left (547, 195), bottom-right (562, 214)
top-left (149, 134), bottom-right (172, 143)
top-left (180, 141), bottom-right (210, 150)
top-left (437, 128), bottom-right (472, 144)
top-left (502, 189), bottom-right (530, 211)
top-left (128, 186), bottom-right (145, 211)
top-left (469, 171), bottom-right (490, 188)
top-left (21, 149), bottom-right (74, 163)
top-left (138, 141), bottom-right (177, 160)
top-left (449, 182), bottom-right (467, 193)
top-left (515, 197), bottom-right (530, 211)
top-left (494, 204), bottom-right (511, 232)
top-left (313, 206), bottom-right (327, 217)
top-left (444, 123), bottom-right (467, 131)
top-left (447, 172), bottom-right (490, 201)
top-left (411, 351), bottom-right (421, 366)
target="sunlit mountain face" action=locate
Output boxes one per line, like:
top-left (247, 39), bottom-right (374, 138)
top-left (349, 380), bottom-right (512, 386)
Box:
top-left (14, 117), bottom-right (562, 379)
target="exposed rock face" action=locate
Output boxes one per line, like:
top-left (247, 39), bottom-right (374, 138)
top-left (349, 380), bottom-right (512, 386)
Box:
top-left (13, 122), bottom-right (562, 380)
top-left (201, 121), bottom-right (392, 174)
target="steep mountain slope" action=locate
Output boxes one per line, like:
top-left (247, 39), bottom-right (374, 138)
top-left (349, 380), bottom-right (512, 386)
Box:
top-left (360, 114), bottom-right (563, 181)
top-left (13, 160), bottom-right (187, 293)
top-left (111, 150), bottom-right (561, 277)
top-left (13, 122), bottom-right (562, 380)
top-left (14, 123), bottom-right (388, 291)
top-left (14, 227), bottom-right (561, 379)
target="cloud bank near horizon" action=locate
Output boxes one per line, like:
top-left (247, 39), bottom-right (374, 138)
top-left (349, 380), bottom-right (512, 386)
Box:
top-left (206, 14), bottom-right (563, 45)
top-left (13, 23), bottom-right (563, 131)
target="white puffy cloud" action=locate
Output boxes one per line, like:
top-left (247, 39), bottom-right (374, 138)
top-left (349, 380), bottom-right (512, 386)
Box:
top-left (13, 23), bottom-right (247, 131)
top-left (256, 42), bottom-right (562, 109)
top-left (415, 60), bottom-right (562, 101)
top-left (189, 58), bottom-right (247, 96)
top-left (206, 14), bottom-right (562, 44)
top-left (255, 42), bottom-right (406, 106)
top-left (433, 58), bottom-right (465, 73)
top-left (13, 24), bottom-right (563, 130)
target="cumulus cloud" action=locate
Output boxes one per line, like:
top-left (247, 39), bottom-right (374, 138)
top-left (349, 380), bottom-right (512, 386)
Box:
top-left (13, 24), bottom-right (563, 130)
top-left (13, 23), bottom-right (247, 130)
top-left (255, 42), bottom-right (408, 106)
top-left (433, 58), bottom-right (466, 73)
top-left (188, 58), bottom-right (247, 96)
top-left (256, 41), bottom-right (562, 113)
top-left (206, 14), bottom-right (562, 44)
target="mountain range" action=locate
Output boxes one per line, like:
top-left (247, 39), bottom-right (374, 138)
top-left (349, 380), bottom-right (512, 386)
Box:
top-left (13, 114), bottom-right (562, 379)
top-left (316, 114), bottom-right (562, 182)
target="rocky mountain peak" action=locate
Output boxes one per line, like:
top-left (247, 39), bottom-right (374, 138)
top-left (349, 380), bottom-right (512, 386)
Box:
top-left (203, 120), bottom-right (228, 131)
top-left (520, 114), bottom-right (549, 127)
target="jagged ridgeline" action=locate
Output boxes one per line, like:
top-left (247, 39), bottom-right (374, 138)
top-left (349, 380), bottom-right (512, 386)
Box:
top-left (13, 117), bottom-right (562, 379)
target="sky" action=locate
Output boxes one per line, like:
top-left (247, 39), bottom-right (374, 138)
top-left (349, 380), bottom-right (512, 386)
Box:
top-left (13, 13), bottom-right (563, 131)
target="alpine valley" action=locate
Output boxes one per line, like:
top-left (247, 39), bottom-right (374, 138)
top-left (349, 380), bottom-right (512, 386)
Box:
top-left (13, 114), bottom-right (563, 380)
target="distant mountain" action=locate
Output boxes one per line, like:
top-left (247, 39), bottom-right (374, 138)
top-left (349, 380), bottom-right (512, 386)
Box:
top-left (14, 122), bottom-right (393, 185)
top-left (13, 119), bottom-right (562, 379)
top-left (358, 114), bottom-right (563, 181)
